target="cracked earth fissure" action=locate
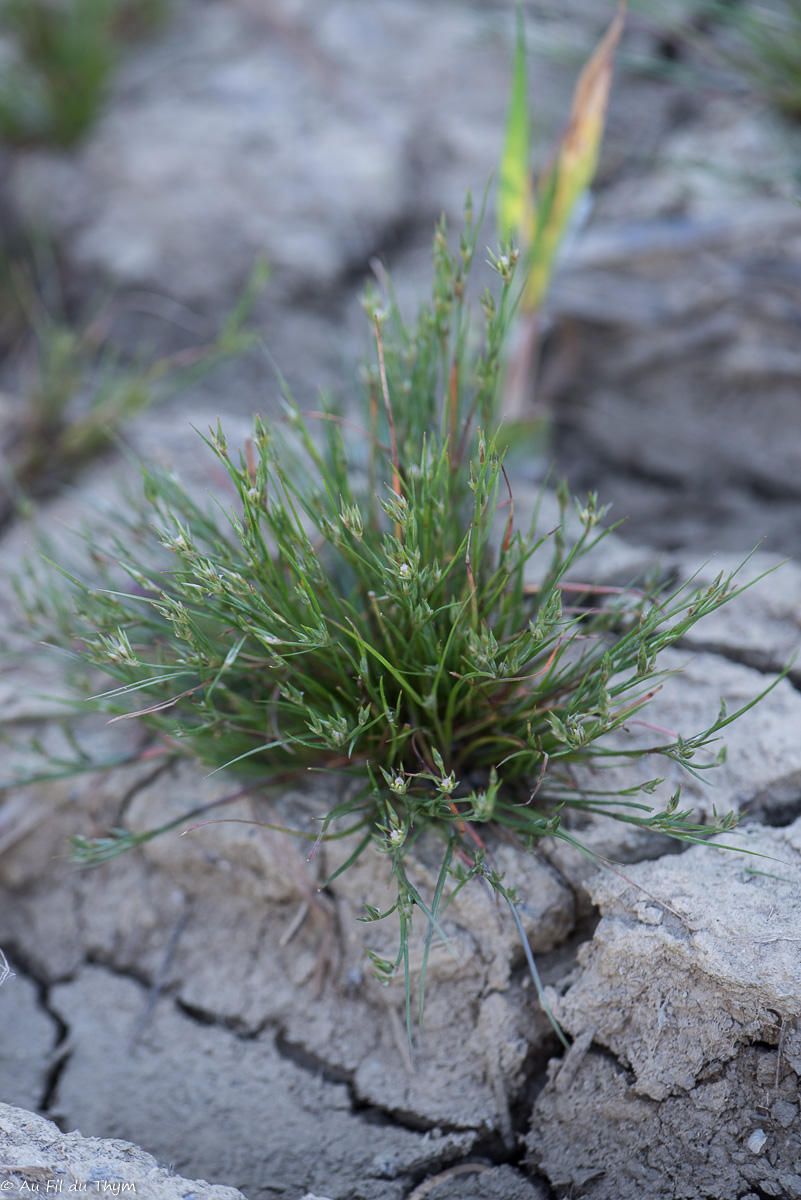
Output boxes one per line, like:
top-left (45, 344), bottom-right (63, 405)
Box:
top-left (115, 758), bottom-right (178, 828)
top-left (3, 944), bottom-right (564, 1196)
top-left (2, 574), bottom-right (799, 1199)
top-left (0, 947), bottom-right (70, 1114)
top-left (35, 914), bottom-right (578, 1187)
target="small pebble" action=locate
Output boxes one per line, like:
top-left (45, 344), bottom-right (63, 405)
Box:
top-left (746, 1129), bottom-right (768, 1155)
top-left (634, 903), bottom-right (663, 926)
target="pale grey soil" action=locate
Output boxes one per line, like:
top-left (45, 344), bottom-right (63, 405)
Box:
top-left (2, 2), bottom-right (801, 1198)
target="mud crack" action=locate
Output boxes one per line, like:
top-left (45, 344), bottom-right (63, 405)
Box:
top-left (0, 946), bottom-right (73, 1114)
top-left (273, 1029), bottom-right (471, 1136)
top-left (116, 755), bottom-right (178, 827)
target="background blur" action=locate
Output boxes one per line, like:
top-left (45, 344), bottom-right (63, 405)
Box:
top-left (2, 0), bottom-right (801, 554)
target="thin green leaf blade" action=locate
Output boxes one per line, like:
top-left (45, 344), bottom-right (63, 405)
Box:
top-left (498, 5), bottom-right (534, 243)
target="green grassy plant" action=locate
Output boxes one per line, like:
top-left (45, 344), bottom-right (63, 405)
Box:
top-left (8, 6), bottom-right (781, 1039)
top-left (699, 0), bottom-right (801, 118)
top-left (497, 2), bottom-right (624, 418)
top-left (0, 0), bottom-right (166, 147)
top-left (0, 258), bottom-right (266, 524)
top-left (636, 1), bottom-right (801, 120)
top-left (15, 197), bottom-right (776, 1037)
top-left (499, 3), bottom-right (625, 311)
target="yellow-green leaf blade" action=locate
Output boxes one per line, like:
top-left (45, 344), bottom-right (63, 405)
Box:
top-left (498, 5), bottom-right (534, 244)
top-left (525, 0), bottom-right (626, 308)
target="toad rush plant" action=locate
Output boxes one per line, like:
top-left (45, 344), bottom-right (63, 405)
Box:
top-left (16, 195), bottom-right (776, 1039)
top-left (11, 6), bottom-right (777, 1037)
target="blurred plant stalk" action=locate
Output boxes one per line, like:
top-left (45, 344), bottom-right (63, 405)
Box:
top-left (0, 258), bottom-right (268, 526)
top-left (0, 0), bottom-right (166, 148)
top-left (498, 1), bottom-right (626, 421)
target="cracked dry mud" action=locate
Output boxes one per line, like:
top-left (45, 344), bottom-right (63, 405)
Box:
top-left (0, 753), bottom-right (555, 1199)
top-left (3, 0), bottom-right (801, 1197)
top-left (3, 555), bottom-right (801, 1199)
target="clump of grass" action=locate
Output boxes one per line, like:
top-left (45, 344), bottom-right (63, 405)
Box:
top-left (15, 194), bottom-right (774, 1037)
top-left (0, 255), bottom-right (267, 524)
top-left (0, 0), bottom-right (166, 147)
top-left (636, 0), bottom-right (801, 121)
top-left (10, 3), bottom-right (780, 1035)
top-left (701, 0), bottom-right (801, 119)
